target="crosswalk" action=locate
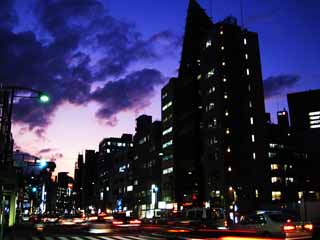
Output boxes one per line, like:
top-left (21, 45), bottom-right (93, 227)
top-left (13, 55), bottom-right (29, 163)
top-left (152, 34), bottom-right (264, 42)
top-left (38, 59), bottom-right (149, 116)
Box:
top-left (31, 234), bottom-right (165, 240)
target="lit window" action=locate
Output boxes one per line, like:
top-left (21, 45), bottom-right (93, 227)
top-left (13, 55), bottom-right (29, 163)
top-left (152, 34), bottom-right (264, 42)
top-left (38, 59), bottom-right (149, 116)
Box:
top-left (223, 78), bottom-right (227, 82)
top-left (308, 111), bottom-right (320, 116)
top-left (208, 86), bottom-right (215, 94)
top-left (162, 140), bottom-right (173, 149)
top-left (268, 152), bottom-right (276, 158)
top-left (221, 46), bottom-right (224, 50)
top-left (248, 84), bottom-right (251, 91)
top-left (213, 118), bottom-right (217, 126)
top-left (250, 117), bottom-right (254, 125)
top-left (227, 147), bottom-right (231, 153)
top-left (310, 124), bottom-right (320, 129)
top-left (225, 110), bottom-right (229, 116)
top-left (245, 53), bottom-right (248, 59)
top-left (222, 62), bottom-right (226, 66)
top-left (271, 164), bottom-right (279, 170)
top-left (206, 39), bottom-right (212, 48)
top-left (226, 128), bottom-right (230, 134)
top-left (251, 134), bottom-right (255, 142)
top-left (134, 180), bottom-right (138, 185)
top-left (127, 185), bottom-right (133, 192)
top-left (286, 177), bottom-right (294, 183)
top-left (271, 177), bottom-right (281, 183)
top-left (224, 93), bottom-right (228, 99)
top-left (163, 167), bottom-right (173, 175)
top-left (249, 101), bottom-right (253, 108)
top-left (162, 101), bottom-right (173, 111)
top-left (207, 68), bottom-right (215, 78)
top-left (162, 127), bottom-right (173, 136)
top-left (162, 92), bottom-right (168, 99)
top-left (228, 166), bottom-right (232, 172)
top-left (253, 152), bottom-right (256, 160)
top-left (107, 148), bottom-right (110, 153)
top-left (209, 102), bottom-right (214, 110)
top-left (244, 38), bottom-right (247, 45)
top-left (298, 192), bottom-right (303, 199)
top-left (197, 74), bottom-right (202, 80)
top-left (220, 30), bottom-right (223, 35)
top-left (272, 191), bottom-right (282, 201)
top-left (246, 68), bottom-right (250, 76)
top-left (255, 189), bottom-right (259, 198)
top-left (310, 116), bottom-right (320, 120)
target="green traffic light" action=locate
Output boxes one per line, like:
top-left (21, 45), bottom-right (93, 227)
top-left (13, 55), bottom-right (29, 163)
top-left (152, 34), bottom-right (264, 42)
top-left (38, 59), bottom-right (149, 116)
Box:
top-left (39, 94), bottom-right (50, 103)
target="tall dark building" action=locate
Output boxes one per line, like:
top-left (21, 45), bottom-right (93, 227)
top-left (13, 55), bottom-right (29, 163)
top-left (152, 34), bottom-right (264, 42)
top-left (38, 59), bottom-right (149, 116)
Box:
top-left (84, 150), bottom-right (98, 209)
top-left (132, 115), bottom-right (162, 218)
top-left (56, 172), bottom-right (73, 213)
top-left (97, 134), bottom-right (133, 211)
top-left (287, 90), bottom-right (320, 200)
top-left (161, 0), bottom-right (267, 214)
top-left (74, 154), bottom-right (85, 209)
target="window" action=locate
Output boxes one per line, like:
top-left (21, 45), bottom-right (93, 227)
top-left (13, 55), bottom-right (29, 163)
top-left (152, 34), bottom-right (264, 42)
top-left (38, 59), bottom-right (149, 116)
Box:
top-left (223, 77), bottom-right (227, 82)
top-left (248, 84), bottom-right (251, 91)
top-left (271, 177), bottom-right (281, 183)
top-left (220, 30), bottom-right (223, 35)
top-left (163, 154), bottom-right (173, 161)
top-left (271, 164), bottom-right (279, 170)
top-left (221, 46), bottom-right (224, 50)
top-left (206, 39), bottom-right (212, 48)
top-left (162, 140), bottom-right (173, 149)
top-left (244, 38), bottom-right (247, 45)
top-left (208, 86), bottom-right (215, 94)
top-left (162, 127), bottom-right (173, 135)
top-left (225, 110), bottom-right (229, 116)
top-left (228, 166), bottom-right (232, 172)
top-left (250, 117), bottom-right (254, 125)
top-left (127, 185), bottom-right (133, 192)
top-left (227, 147), bottom-right (231, 153)
top-left (224, 93), bottom-right (228, 99)
top-left (209, 102), bottom-right (214, 110)
top-left (197, 74), bottom-right (202, 80)
top-left (251, 134), bottom-right (255, 142)
top-left (222, 62), bottom-right (226, 66)
top-left (246, 68), bottom-right (250, 76)
top-left (272, 191), bottom-right (282, 201)
top-left (207, 68), bottom-right (215, 78)
top-left (253, 152), bottom-right (256, 160)
top-left (309, 110), bottom-right (320, 128)
top-left (268, 152), bottom-right (276, 158)
top-left (162, 101), bottom-right (172, 111)
top-left (286, 177), bottom-right (294, 183)
top-left (249, 101), bottom-right (253, 108)
top-left (226, 128), bottom-right (230, 134)
top-left (163, 167), bottom-right (173, 175)
top-left (255, 189), bottom-right (259, 198)
top-left (162, 92), bottom-right (168, 99)
top-left (245, 53), bottom-right (248, 59)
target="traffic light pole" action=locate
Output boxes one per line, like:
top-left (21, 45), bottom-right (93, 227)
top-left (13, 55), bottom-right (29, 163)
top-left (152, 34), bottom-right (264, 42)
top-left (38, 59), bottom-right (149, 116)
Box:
top-left (0, 185), bottom-right (5, 240)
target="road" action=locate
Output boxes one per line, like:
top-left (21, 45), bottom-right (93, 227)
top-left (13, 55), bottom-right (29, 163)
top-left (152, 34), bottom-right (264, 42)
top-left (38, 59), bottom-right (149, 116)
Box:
top-left (6, 222), bottom-right (317, 240)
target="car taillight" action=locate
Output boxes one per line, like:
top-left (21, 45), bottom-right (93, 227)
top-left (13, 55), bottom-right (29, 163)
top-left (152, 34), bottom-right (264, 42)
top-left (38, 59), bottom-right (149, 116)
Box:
top-left (129, 219), bottom-right (141, 224)
top-left (112, 220), bottom-right (124, 225)
top-left (304, 223), bottom-right (313, 231)
top-left (283, 224), bottom-right (296, 232)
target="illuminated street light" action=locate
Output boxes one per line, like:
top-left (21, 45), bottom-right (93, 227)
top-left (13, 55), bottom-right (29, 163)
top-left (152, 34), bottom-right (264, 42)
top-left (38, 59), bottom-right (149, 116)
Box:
top-left (39, 93), bottom-right (50, 103)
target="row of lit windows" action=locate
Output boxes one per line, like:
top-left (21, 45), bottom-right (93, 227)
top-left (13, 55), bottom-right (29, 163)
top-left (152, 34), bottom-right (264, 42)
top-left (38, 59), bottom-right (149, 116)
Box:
top-left (162, 101), bottom-right (172, 111)
top-left (271, 177), bottom-right (294, 183)
top-left (309, 111), bottom-right (320, 128)
top-left (163, 114), bottom-right (172, 123)
top-left (162, 126), bottom-right (173, 136)
top-left (163, 167), bottom-right (173, 175)
top-left (162, 140), bottom-right (173, 149)
top-left (163, 154), bottom-right (173, 161)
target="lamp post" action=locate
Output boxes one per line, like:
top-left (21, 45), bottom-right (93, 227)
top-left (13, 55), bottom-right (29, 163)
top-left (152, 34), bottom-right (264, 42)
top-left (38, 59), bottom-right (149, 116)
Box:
top-left (0, 85), bottom-right (50, 240)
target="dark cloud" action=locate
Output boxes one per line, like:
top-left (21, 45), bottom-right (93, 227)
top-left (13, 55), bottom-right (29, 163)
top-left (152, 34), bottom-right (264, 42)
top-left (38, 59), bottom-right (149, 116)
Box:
top-left (264, 74), bottom-right (300, 99)
top-left (91, 68), bottom-right (165, 124)
top-left (37, 148), bottom-right (55, 154)
top-left (0, 0), bottom-right (18, 30)
top-left (0, 0), bottom-right (178, 134)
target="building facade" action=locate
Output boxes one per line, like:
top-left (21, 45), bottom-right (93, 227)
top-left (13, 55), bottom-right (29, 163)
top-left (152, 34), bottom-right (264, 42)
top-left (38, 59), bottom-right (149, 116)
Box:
top-left (161, 0), bottom-right (267, 214)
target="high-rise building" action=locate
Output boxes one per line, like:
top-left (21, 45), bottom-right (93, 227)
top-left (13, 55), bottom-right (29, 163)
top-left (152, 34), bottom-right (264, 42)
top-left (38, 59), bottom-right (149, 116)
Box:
top-left (287, 90), bottom-right (320, 200)
top-left (132, 115), bottom-right (162, 218)
top-left (97, 134), bottom-right (133, 211)
top-left (56, 172), bottom-right (73, 213)
top-left (161, 0), bottom-right (267, 213)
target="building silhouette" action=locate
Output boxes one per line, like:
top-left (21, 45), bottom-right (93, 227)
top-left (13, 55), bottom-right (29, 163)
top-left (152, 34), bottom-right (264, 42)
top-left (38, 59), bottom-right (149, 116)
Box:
top-left (161, 0), bottom-right (267, 213)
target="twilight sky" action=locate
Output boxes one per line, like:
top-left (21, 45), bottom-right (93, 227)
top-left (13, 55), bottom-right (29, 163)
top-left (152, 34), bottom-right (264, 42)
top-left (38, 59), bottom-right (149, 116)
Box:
top-left (1, 0), bottom-right (319, 176)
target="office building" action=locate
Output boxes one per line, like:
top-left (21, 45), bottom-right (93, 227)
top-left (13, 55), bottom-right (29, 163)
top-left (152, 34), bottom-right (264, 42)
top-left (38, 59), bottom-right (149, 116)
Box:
top-left (161, 0), bottom-right (267, 213)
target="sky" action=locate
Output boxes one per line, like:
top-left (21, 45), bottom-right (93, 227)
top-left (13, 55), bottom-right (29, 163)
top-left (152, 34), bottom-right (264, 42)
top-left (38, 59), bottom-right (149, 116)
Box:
top-left (1, 0), bottom-right (320, 176)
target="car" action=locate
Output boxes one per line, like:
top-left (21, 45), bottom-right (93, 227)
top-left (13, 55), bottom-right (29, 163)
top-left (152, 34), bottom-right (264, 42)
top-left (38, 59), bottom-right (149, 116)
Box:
top-left (112, 213), bottom-right (142, 228)
top-left (231, 210), bottom-right (313, 239)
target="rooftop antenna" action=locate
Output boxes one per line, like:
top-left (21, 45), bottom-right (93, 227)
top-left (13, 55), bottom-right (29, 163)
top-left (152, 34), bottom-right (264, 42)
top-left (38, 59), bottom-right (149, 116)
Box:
top-left (240, 0), bottom-right (245, 28)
